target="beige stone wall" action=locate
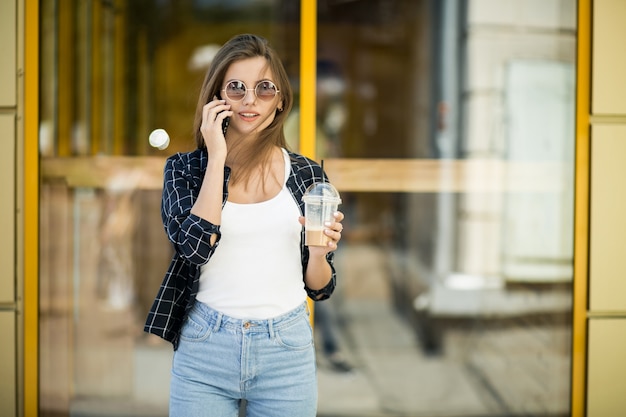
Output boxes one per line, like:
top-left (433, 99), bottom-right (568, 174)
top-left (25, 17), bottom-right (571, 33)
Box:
top-left (0, 0), bottom-right (17, 416)
top-left (587, 0), bottom-right (626, 415)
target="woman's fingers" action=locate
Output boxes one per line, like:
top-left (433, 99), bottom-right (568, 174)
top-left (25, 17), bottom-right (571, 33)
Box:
top-left (301, 211), bottom-right (345, 251)
top-left (323, 211), bottom-right (344, 249)
top-left (200, 98), bottom-right (232, 152)
top-left (201, 98), bottom-right (231, 135)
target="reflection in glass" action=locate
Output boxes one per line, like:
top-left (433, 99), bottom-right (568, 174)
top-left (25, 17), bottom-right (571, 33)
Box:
top-left (38, 0), bottom-right (577, 416)
top-left (39, 1), bottom-right (300, 415)
top-left (316, 0), bottom-right (575, 415)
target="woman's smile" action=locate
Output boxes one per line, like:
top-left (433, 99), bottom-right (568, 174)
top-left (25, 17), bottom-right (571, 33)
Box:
top-left (239, 111), bottom-right (260, 121)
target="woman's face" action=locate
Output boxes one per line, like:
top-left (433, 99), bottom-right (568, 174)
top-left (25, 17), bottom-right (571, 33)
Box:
top-left (221, 56), bottom-right (283, 139)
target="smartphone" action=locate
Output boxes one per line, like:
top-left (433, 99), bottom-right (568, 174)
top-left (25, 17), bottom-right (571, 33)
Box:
top-left (222, 116), bottom-right (230, 136)
top-left (216, 93), bottom-right (230, 136)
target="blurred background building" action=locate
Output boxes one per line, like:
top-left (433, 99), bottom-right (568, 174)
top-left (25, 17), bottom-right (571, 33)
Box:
top-left (1, 0), bottom-right (624, 416)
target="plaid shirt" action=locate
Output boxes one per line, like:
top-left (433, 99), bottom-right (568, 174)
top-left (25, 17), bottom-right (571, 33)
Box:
top-left (144, 148), bottom-right (336, 349)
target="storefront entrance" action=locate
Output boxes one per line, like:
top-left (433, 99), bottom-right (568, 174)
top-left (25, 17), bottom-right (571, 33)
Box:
top-left (37, 1), bottom-right (576, 415)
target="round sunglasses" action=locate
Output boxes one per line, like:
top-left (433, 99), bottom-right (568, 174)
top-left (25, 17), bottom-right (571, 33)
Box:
top-left (222, 80), bottom-right (280, 102)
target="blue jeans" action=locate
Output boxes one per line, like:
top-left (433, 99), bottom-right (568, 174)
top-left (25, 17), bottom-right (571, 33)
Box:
top-left (170, 301), bottom-right (317, 417)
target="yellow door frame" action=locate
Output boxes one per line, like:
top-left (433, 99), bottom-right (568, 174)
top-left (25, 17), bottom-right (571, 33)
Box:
top-left (22, 0), bottom-right (320, 413)
top-left (571, 0), bottom-right (591, 415)
top-left (299, 0), bottom-right (317, 161)
top-left (22, 0), bottom-right (591, 415)
top-left (24, 0), bottom-right (40, 415)
top-left (300, 0), bottom-right (317, 324)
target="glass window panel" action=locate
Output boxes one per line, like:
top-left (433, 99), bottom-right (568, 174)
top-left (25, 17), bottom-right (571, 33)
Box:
top-left (315, 0), bottom-right (575, 415)
top-left (38, 0), bottom-right (577, 415)
top-left (39, 1), bottom-right (300, 415)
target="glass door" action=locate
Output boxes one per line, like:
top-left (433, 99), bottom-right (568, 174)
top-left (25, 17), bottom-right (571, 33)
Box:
top-left (313, 0), bottom-right (576, 416)
top-left (39, 1), bottom-right (302, 415)
top-left (38, 0), bottom-right (577, 416)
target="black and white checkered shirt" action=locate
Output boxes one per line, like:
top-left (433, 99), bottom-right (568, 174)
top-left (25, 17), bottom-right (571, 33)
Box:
top-left (144, 148), bottom-right (336, 349)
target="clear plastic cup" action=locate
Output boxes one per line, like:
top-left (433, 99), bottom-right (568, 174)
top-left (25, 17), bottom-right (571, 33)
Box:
top-left (302, 182), bottom-right (342, 247)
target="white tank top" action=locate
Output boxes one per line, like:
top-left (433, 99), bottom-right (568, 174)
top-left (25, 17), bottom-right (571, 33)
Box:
top-left (196, 149), bottom-right (306, 318)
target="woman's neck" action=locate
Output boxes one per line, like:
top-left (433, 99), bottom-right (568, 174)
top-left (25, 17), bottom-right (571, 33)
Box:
top-left (226, 142), bottom-right (281, 185)
top-left (226, 146), bottom-right (284, 203)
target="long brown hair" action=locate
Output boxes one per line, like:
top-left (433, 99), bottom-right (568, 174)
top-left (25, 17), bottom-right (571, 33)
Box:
top-left (193, 34), bottom-right (293, 187)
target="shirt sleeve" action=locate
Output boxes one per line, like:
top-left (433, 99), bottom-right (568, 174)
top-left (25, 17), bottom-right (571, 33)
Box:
top-left (161, 154), bottom-right (221, 266)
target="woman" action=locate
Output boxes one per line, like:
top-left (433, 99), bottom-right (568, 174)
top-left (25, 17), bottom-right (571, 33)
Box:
top-left (144, 34), bottom-right (344, 417)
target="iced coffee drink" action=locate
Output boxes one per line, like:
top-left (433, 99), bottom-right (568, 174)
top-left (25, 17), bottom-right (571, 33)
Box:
top-left (306, 227), bottom-right (330, 247)
top-left (302, 182), bottom-right (341, 247)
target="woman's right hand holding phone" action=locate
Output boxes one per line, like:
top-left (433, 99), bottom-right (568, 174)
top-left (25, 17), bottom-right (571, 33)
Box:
top-left (192, 97), bottom-right (231, 234)
top-left (200, 97), bottom-right (232, 159)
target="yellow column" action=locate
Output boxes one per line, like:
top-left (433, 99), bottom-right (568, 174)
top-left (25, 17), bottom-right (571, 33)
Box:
top-left (300, 0), bottom-right (317, 324)
top-left (24, 0), bottom-right (40, 415)
top-left (571, 0), bottom-right (590, 415)
top-left (299, 0), bottom-right (317, 161)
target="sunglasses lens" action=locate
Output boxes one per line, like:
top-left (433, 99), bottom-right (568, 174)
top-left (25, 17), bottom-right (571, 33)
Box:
top-left (224, 80), bottom-right (278, 101)
top-left (225, 81), bottom-right (246, 101)
top-left (255, 81), bottom-right (278, 100)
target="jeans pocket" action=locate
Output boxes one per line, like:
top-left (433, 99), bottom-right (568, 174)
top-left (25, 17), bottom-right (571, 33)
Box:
top-left (179, 311), bottom-right (212, 342)
top-left (274, 316), bottom-right (314, 351)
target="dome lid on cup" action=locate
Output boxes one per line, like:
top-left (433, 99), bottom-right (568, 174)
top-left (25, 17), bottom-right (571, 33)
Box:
top-left (302, 182), bottom-right (341, 204)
